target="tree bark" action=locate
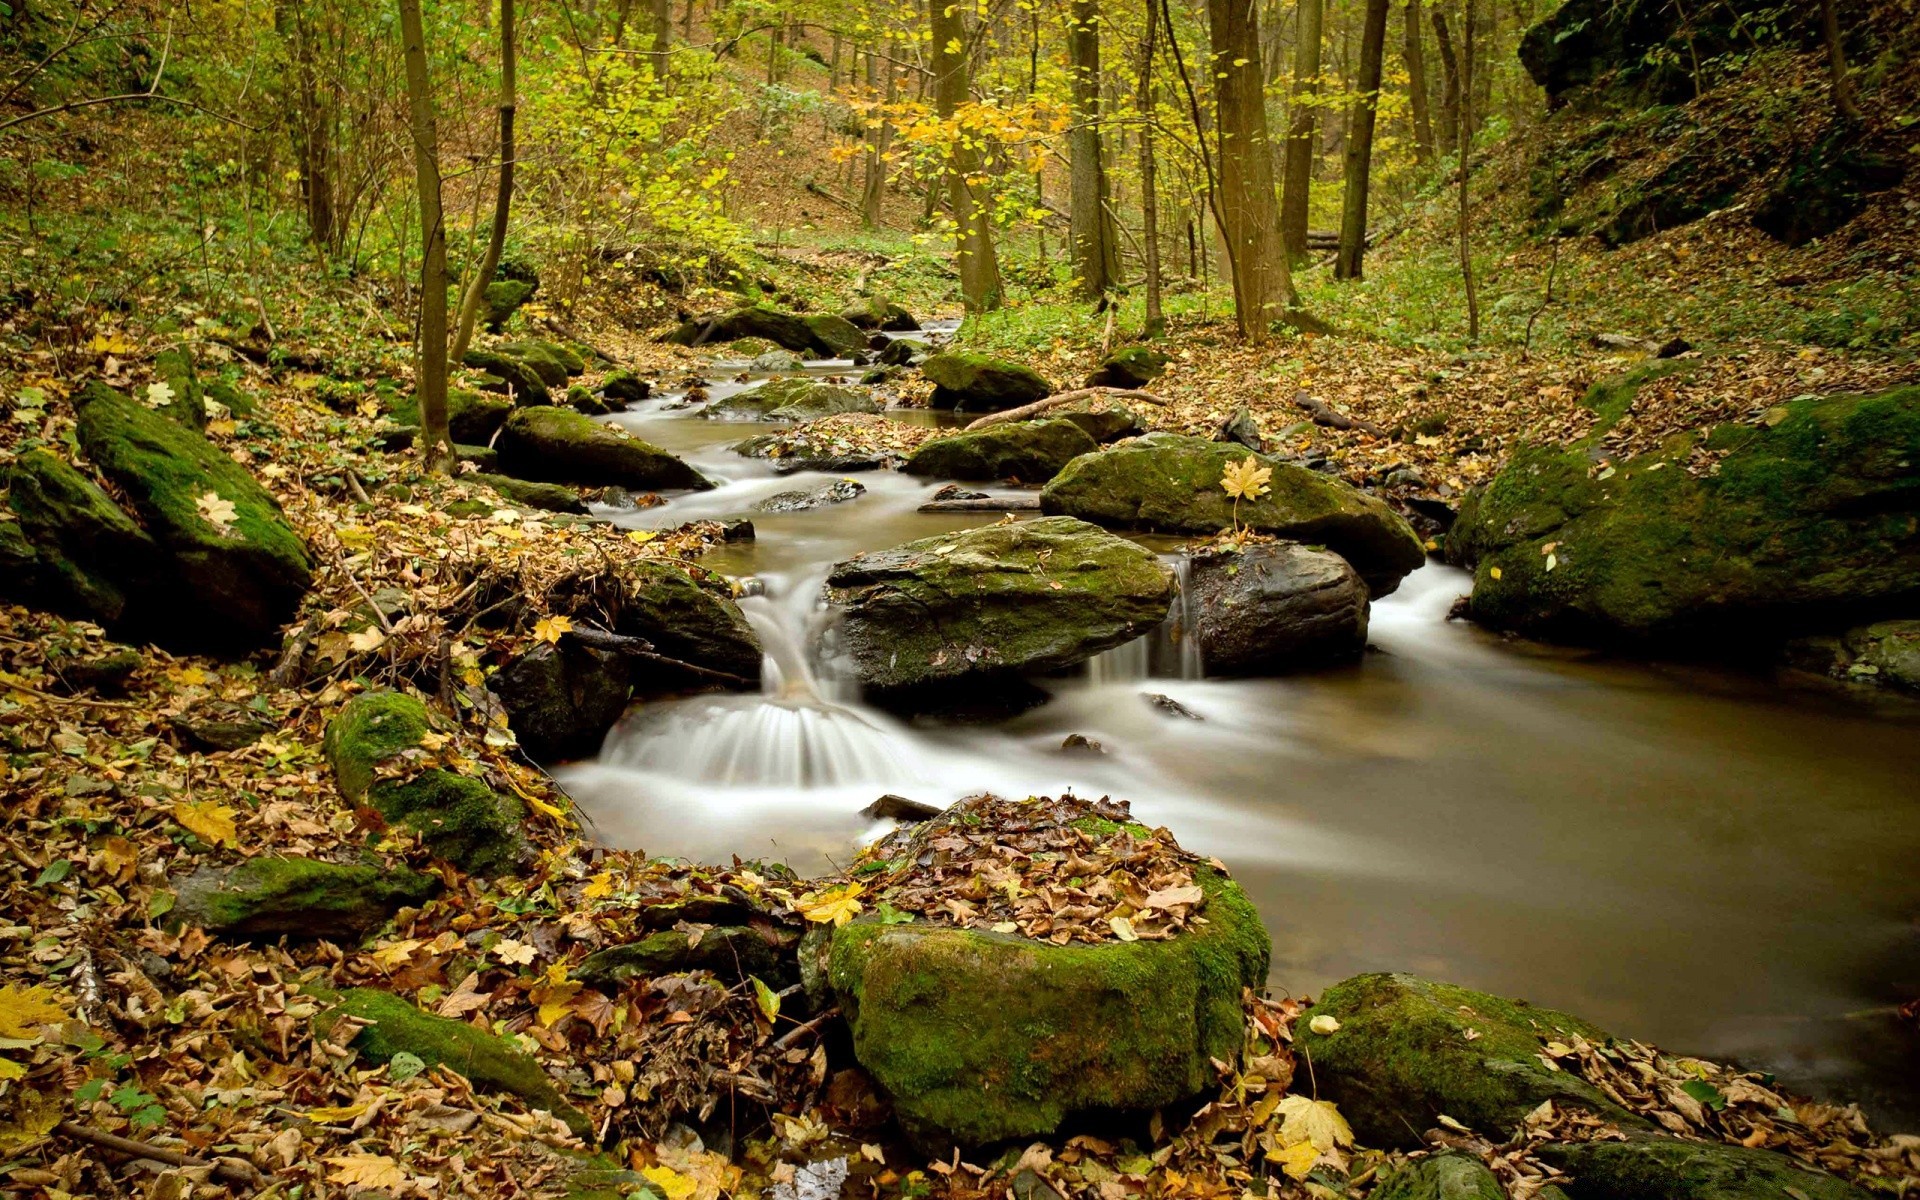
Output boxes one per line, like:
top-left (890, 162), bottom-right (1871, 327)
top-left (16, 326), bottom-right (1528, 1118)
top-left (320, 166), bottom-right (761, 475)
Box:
top-left (1403, 0), bottom-right (1433, 165)
top-left (931, 0), bottom-right (1002, 311)
top-left (1279, 0), bottom-right (1322, 262)
top-left (1138, 0), bottom-right (1164, 336)
top-left (451, 0), bottom-right (516, 362)
top-left (1820, 0), bottom-right (1863, 123)
top-left (860, 45), bottom-right (896, 227)
top-left (650, 0), bottom-right (673, 80)
top-left (1335, 0), bottom-right (1388, 280)
top-left (1067, 0), bottom-right (1120, 298)
top-left (1457, 0), bottom-right (1478, 343)
top-left (1431, 5), bottom-right (1459, 154)
top-left (1468, 0), bottom-right (1491, 137)
top-left (1205, 0), bottom-right (1300, 341)
top-left (399, 0), bottom-right (452, 471)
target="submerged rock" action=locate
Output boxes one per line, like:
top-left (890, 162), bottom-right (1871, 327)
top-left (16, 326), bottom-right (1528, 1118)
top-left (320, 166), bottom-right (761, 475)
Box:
top-left (323, 690), bottom-right (525, 875)
top-left (902, 419), bottom-right (1097, 484)
top-left (1040, 433), bottom-right (1425, 595)
top-left (825, 516), bottom-right (1173, 700)
top-left (496, 406), bottom-right (710, 491)
top-left (1448, 386), bottom-right (1920, 646)
top-left (920, 352), bottom-right (1053, 411)
top-left (172, 856), bottom-right (440, 939)
top-left (1188, 543), bottom-right (1369, 675)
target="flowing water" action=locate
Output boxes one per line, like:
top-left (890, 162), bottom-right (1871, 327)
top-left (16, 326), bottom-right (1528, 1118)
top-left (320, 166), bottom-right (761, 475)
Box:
top-left (554, 339), bottom-right (1920, 1129)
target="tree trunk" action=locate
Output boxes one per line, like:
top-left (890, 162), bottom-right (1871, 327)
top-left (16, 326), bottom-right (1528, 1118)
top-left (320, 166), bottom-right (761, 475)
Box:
top-left (650, 0), bottom-right (672, 80)
top-left (1279, 0), bottom-right (1322, 262)
top-left (932, 0), bottom-right (1002, 311)
top-left (399, 0), bottom-right (452, 471)
top-left (860, 45), bottom-right (895, 227)
top-left (1204, 0), bottom-right (1301, 341)
top-left (281, 2), bottom-right (336, 253)
top-left (1820, 0), bottom-right (1863, 123)
top-left (1068, 0), bottom-right (1119, 298)
top-left (1139, 0), bottom-right (1164, 336)
top-left (1335, 0), bottom-right (1388, 280)
top-left (452, 0), bottom-right (516, 361)
top-left (1403, 0), bottom-right (1433, 165)
top-left (1431, 6), bottom-right (1459, 154)
top-left (1457, 0), bottom-right (1478, 343)
top-left (1468, 0), bottom-right (1491, 137)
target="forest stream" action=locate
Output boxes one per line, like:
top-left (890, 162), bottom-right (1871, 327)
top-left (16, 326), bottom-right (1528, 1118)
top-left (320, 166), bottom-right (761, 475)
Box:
top-left (537, 344), bottom-right (1920, 1131)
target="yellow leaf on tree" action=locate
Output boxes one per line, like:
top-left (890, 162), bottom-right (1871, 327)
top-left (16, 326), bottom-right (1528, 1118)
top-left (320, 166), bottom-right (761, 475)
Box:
top-left (794, 883), bottom-right (864, 926)
top-left (325, 1153), bottom-right (406, 1190)
top-left (0, 984), bottom-right (68, 1040)
top-left (173, 800), bottom-right (239, 847)
top-left (1220, 455), bottom-right (1273, 502)
top-left (533, 615), bottom-right (574, 644)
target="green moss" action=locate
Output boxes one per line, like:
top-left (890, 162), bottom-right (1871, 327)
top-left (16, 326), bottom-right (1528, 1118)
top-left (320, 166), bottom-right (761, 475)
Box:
top-left (1296, 973), bottom-right (1637, 1148)
top-left (827, 867), bottom-right (1267, 1148)
top-left (1373, 1155), bottom-right (1507, 1200)
top-left (920, 352), bottom-right (1054, 410)
top-left (387, 388), bottom-right (512, 444)
top-left (1576, 360), bottom-right (1697, 445)
top-left (902, 419), bottom-right (1098, 484)
top-left (468, 473), bottom-right (586, 515)
top-left (462, 348), bottom-right (551, 405)
top-left (317, 987), bottom-right (591, 1139)
top-left (4, 448), bottom-right (159, 625)
top-left (803, 312), bottom-right (869, 358)
top-left (173, 855), bottom-right (440, 938)
top-left (1536, 1133), bottom-right (1871, 1200)
top-left (323, 691), bottom-right (524, 875)
top-left (152, 347), bottom-right (207, 430)
top-left (497, 406), bottom-right (710, 491)
top-left (482, 279), bottom-right (537, 331)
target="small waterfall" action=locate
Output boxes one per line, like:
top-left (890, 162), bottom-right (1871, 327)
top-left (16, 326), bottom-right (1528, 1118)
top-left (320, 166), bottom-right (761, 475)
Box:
top-left (1086, 552), bottom-right (1205, 682)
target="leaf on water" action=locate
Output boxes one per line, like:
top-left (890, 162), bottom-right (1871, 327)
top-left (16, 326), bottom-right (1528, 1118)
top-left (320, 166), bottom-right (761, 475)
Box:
top-left (173, 800), bottom-right (239, 847)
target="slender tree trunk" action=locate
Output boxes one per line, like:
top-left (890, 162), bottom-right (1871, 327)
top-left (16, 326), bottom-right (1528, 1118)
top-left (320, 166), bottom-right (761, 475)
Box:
top-left (1468, 0), bottom-right (1491, 136)
top-left (932, 0), bottom-right (1002, 311)
top-left (1204, 0), bottom-right (1301, 341)
top-left (281, 2), bottom-right (337, 252)
top-left (861, 45), bottom-right (896, 226)
top-left (1068, 0), bottom-right (1119, 298)
top-left (1279, 0), bottom-right (1322, 262)
top-left (399, 0), bottom-right (452, 471)
top-left (1432, 6), bottom-right (1459, 153)
top-left (650, 0), bottom-right (672, 80)
top-left (1335, 0), bottom-right (1388, 280)
top-left (452, 0), bottom-right (516, 361)
top-left (1139, 0), bottom-right (1164, 336)
top-left (1457, 0), bottom-right (1477, 343)
top-left (1820, 0), bottom-right (1863, 123)
top-left (1403, 0), bottom-right (1433, 165)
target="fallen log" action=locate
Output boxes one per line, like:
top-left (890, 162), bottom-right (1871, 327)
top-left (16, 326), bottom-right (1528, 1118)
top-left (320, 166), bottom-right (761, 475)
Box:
top-left (917, 495), bottom-right (1043, 513)
top-left (963, 387), bottom-right (1169, 432)
top-left (1292, 390), bottom-right (1389, 437)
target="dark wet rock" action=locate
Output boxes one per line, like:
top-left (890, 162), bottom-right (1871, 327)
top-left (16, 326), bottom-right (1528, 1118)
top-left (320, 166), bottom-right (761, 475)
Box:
top-left (1294, 972), bottom-right (1640, 1148)
top-left (1145, 693), bottom-right (1201, 719)
top-left (1041, 433), bottom-right (1426, 596)
top-left (1188, 543), bottom-right (1369, 675)
top-left (3, 447), bottom-right (163, 629)
top-left (721, 519), bottom-right (756, 541)
top-left (841, 299), bottom-right (920, 332)
top-left (1536, 1132), bottom-right (1872, 1200)
top-left (1060, 733), bottom-right (1105, 754)
top-left (878, 338), bottom-right (926, 367)
top-left (1373, 1155), bottom-right (1505, 1200)
top-left (59, 646), bottom-right (143, 696)
top-left (170, 698), bottom-right (276, 752)
top-left (496, 406), bottom-right (711, 491)
top-left (1085, 346), bottom-right (1168, 390)
top-left (1449, 385), bottom-right (1920, 646)
top-left (566, 384), bottom-right (615, 416)
top-left (461, 348), bottom-right (551, 405)
top-left (1785, 620), bottom-right (1920, 691)
top-left (1218, 405), bottom-right (1265, 452)
top-left (316, 987), bottom-right (591, 1139)
top-left (930, 484), bottom-right (988, 502)
top-left (902, 419), bottom-right (1097, 484)
top-left (921, 353), bottom-right (1053, 412)
top-left (826, 517), bottom-right (1173, 700)
top-left (805, 313), bottom-right (870, 359)
top-left (488, 640), bottom-right (633, 762)
top-left (600, 370), bottom-right (650, 403)
top-left (324, 690), bottom-right (525, 875)
top-left (172, 856), bottom-right (440, 939)
top-left (757, 478), bottom-right (866, 512)
top-left (468, 473), bottom-right (589, 515)
top-left (662, 305), bottom-right (862, 358)
top-left (861, 794), bottom-right (943, 822)
top-left (578, 925), bottom-right (798, 987)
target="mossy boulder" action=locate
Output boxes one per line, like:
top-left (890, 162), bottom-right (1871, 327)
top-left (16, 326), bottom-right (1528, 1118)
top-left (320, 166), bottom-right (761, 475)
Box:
top-left (73, 383), bottom-right (312, 649)
top-left (387, 387), bottom-right (513, 445)
top-left (1534, 1131), bottom-right (1872, 1200)
top-left (578, 925), bottom-right (798, 987)
top-left (920, 353), bottom-right (1054, 412)
top-left (662, 305), bottom-right (853, 358)
top-left (841, 299), bottom-right (919, 331)
top-left (804, 313), bottom-right (870, 359)
top-left (826, 865), bottom-right (1268, 1148)
top-left (495, 339), bottom-right (586, 381)
top-left (496, 406), bottom-right (711, 491)
top-left (1042, 394), bottom-right (1143, 442)
top-left (172, 856), bottom-right (440, 939)
top-left (1373, 1155), bottom-right (1507, 1200)
top-left (482, 278), bottom-right (537, 332)
top-left (902, 419), bottom-right (1098, 484)
top-left (1040, 434), bottom-right (1426, 595)
top-left (825, 516), bottom-right (1172, 698)
top-left (152, 347), bottom-right (208, 430)
top-left (613, 558), bottom-right (764, 680)
top-left (462, 348), bottom-right (551, 405)
top-left (3, 448), bottom-right (162, 628)
top-left (317, 987), bottom-right (591, 1139)
top-left (705, 378), bottom-right (880, 423)
top-left (1295, 973), bottom-right (1640, 1148)
top-left (468, 473), bottom-right (588, 515)
top-left (1448, 386), bottom-right (1920, 646)
top-left (600, 370), bottom-right (649, 404)
top-left (1085, 346), bottom-right (1168, 390)
top-left (323, 690), bottom-right (525, 875)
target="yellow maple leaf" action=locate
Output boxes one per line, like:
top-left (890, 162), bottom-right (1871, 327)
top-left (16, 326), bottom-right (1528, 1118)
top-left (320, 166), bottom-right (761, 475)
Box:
top-left (794, 883), bottom-right (864, 926)
top-left (196, 491), bottom-right (239, 532)
top-left (533, 964), bottom-right (583, 1028)
top-left (0, 1058), bottom-right (24, 1080)
top-left (173, 800), bottom-right (239, 847)
top-left (1270, 1135), bottom-right (1319, 1180)
top-left (583, 872), bottom-right (615, 900)
top-left (1220, 455), bottom-right (1273, 502)
top-left (325, 1153), bottom-right (406, 1190)
top-left (642, 1166), bottom-right (697, 1200)
top-left (0, 984), bottom-right (69, 1040)
top-left (1277, 1095), bottom-right (1354, 1152)
top-left (532, 615), bottom-right (574, 645)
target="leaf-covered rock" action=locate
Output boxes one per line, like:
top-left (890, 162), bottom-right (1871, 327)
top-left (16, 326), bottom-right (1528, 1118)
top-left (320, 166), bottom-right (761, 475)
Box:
top-left (920, 352), bottom-right (1054, 411)
top-left (1040, 433), bottom-right (1426, 595)
top-left (172, 856), bottom-right (441, 939)
top-left (578, 925), bottom-right (797, 987)
top-left (902, 419), bottom-right (1098, 484)
top-left (496, 406), bottom-right (711, 490)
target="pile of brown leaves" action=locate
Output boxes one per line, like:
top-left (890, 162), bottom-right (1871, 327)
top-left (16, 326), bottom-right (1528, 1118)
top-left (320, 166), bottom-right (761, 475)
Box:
top-left (736, 411), bottom-right (936, 467)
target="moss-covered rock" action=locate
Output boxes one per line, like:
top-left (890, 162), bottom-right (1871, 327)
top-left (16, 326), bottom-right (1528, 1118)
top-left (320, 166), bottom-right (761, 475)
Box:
top-left (804, 313), bottom-right (870, 359)
top-left (1448, 386), bottom-right (1920, 646)
top-left (600, 370), bottom-right (649, 404)
top-left (827, 865), bottom-right (1268, 1148)
top-left (704, 378), bottom-right (880, 423)
top-left (323, 690), bottom-right (525, 875)
top-left (496, 339), bottom-right (586, 381)
top-left (902, 420), bottom-right (1098, 484)
top-left (496, 406), bottom-right (711, 491)
top-left (3, 448), bottom-right (162, 628)
top-left (172, 855), bottom-right (440, 939)
top-left (1040, 433), bottom-right (1426, 595)
top-left (662, 305), bottom-right (855, 358)
top-left (468, 473), bottom-right (588, 515)
top-left (1085, 346), bottom-right (1168, 390)
top-left (1373, 1155), bottom-right (1506, 1200)
top-left (387, 387), bottom-right (513, 445)
top-left (1535, 1132), bottom-right (1872, 1200)
top-left (1295, 973), bottom-right (1641, 1148)
top-left (1042, 394), bottom-right (1143, 442)
top-left (152, 347), bottom-right (208, 430)
top-left (826, 516), bottom-right (1172, 698)
top-left (920, 353), bottom-right (1054, 411)
top-left (578, 925), bottom-right (798, 987)
top-left (74, 383), bottom-right (313, 649)
top-left (614, 558), bottom-right (764, 681)
top-left (462, 348), bottom-right (551, 405)
top-left (482, 278), bottom-right (537, 332)
top-left (316, 987), bottom-right (591, 1139)
top-left (841, 299), bottom-right (919, 331)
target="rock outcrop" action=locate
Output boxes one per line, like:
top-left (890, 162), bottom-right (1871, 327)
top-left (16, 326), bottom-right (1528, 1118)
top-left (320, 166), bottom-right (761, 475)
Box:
top-left (172, 856), bottom-right (441, 939)
top-left (496, 406), bottom-right (711, 490)
top-left (1188, 543), bottom-right (1370, 674)
top-left (902, 419), bottom-right (1098, 484)
top-left (920, 353), bottom-right (1053, 411)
